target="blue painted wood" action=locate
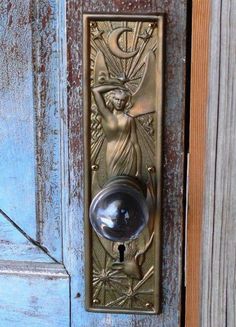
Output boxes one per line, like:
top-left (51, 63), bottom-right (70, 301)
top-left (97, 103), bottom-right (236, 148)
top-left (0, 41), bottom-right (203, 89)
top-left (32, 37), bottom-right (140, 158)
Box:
top-left (0, 0), bottom-right (37, 239)
top-left (0, 1), bottom-right (70, 326)
top-left (0, 262), bottom-right (70, 327)
top-left (33, 0), bottom-right (65, 260)
top-left (0, 211), bottom-right (55, 262)
top-left (0, 0), bottom-right (66, 261)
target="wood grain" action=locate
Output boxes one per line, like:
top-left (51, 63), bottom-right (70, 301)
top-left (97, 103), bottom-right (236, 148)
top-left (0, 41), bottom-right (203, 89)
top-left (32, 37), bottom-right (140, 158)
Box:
top-left (0, 0), bottom-right (37, 239)
top-left (0, 0), bottom-right (67, 261)
top-left (201, 0), bottom-right (236, 326)
top-left (32, 0), bottom-right (66, 261)
top-left (65, 1), bottom-right (187, 326)
top-left (185, 1), bottom-right (211, 326)
top-left (0, 1), bottom-right (70, 326)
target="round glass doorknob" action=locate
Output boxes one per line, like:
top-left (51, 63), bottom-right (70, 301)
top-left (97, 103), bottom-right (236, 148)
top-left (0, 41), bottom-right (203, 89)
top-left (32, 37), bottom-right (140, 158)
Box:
top-left (89, 176), bottom-right (149, 242)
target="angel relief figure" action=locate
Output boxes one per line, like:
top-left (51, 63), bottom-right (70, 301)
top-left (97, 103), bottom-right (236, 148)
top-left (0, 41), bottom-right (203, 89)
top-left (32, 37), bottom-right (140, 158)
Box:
top-left (92, 84), bottom-right (141, 178)
top-left (89, 21), bottom-right (160, 286)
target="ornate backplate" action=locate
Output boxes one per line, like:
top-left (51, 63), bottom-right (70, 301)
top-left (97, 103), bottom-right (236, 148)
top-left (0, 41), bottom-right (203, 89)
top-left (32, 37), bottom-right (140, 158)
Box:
top-left (83, 14), bottom-right (163, 314)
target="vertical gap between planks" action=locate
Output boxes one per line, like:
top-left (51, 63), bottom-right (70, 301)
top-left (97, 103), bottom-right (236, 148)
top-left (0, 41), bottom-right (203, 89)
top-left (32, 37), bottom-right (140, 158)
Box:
top-left (185, 1), bottom-right (211, 327)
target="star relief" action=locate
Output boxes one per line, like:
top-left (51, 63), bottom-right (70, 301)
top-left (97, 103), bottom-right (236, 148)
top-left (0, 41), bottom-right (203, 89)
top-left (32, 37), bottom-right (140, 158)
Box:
top-left (92, 29), bottom-right (104, 41)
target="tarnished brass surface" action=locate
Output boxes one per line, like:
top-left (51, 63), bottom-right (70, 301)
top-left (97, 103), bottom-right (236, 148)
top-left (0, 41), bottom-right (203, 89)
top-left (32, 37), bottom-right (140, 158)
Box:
top-left (83, 14), bottom-right (163, 314)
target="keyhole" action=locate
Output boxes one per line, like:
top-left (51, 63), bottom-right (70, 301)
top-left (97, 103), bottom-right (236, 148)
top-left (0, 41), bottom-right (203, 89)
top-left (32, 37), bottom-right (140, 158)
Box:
top-left (118, 244), bottom-right (126, 262)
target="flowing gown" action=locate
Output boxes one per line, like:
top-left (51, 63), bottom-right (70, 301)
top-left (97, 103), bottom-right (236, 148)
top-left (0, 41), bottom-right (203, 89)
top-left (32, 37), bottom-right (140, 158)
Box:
top-left (106, 115), bottom-right (137, 177)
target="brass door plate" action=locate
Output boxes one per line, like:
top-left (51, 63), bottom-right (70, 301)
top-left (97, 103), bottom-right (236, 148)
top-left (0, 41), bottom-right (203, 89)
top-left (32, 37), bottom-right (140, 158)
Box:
top-left (83, 14), bottom-right (163, 314)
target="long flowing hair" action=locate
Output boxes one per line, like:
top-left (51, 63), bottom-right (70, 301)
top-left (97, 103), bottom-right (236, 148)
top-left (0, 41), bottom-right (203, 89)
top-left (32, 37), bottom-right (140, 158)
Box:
top-left (105, 88), bottom-right (133, 113)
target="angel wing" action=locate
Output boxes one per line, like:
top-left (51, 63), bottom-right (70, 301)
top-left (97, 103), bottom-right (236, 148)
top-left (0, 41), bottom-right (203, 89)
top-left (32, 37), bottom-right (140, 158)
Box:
top-left (128, 50), bottom-right (157, 117)
top-left (93, 51), bottom-right (110, 85)
top-left (135, 114), bottom-right (156, 181)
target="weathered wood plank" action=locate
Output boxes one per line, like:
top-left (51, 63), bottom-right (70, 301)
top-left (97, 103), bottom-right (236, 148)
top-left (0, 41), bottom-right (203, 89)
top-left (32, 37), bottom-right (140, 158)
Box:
top-left (0, 2), bottom-right (70, 326)
top-left (201, 0), bottom-right (236, 326)
top-left (64, 1), bottom-right (187, 326)
top-left (0, 0), bottom-right (68, 261)
top-left (32, 0), bottom-right (66, 261)
top-left (0, 262), bottom-right (70, 327)
top-left (0, 0), bottom-right (37, 239)
top-left (185, 1), bottom-right (211, 326)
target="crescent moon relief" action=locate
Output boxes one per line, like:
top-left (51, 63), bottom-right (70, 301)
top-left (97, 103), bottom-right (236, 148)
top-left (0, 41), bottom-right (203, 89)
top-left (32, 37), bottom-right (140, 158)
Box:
top-left (108, 27), bottom-right (139, 59)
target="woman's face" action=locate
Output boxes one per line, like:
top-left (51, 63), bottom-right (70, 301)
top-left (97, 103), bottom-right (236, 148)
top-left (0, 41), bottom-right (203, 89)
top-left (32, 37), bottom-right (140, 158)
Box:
top-left (112, 91), bottom-right (128, 111)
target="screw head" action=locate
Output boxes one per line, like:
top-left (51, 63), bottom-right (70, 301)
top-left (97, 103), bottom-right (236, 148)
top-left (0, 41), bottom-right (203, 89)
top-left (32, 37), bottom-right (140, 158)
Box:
top-left (149, 22), bottom-right (158, 29)
top-left (145, 302), bottom-right (153, 308)
top-left (91, 164), bottom-right (99, 171)
top-left (90, 22), bottom-right (97, 28)
top-left (147, 166), bottom-right (156, 173)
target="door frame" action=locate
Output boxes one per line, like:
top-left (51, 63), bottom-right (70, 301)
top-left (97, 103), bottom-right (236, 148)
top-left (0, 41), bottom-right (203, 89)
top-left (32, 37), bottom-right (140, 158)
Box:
top-left (185, 1), bottom-right (211, 326)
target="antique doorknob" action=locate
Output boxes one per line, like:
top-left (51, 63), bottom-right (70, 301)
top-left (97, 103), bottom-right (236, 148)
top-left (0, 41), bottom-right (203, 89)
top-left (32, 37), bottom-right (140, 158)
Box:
top-left (89, 176), bottom-right (149, 242)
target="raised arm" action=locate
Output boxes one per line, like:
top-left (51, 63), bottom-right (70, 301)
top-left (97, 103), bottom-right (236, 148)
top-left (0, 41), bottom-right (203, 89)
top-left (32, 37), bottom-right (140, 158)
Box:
top-left (92, 84), bottom-right (120, 120)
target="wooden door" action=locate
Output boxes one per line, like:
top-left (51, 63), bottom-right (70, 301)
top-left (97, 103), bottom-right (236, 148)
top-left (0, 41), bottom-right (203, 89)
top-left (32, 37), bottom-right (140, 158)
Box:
top-left (0, 1), bottom-right (187, 326)
top-left (0, 1), bottom-right (70, 326)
